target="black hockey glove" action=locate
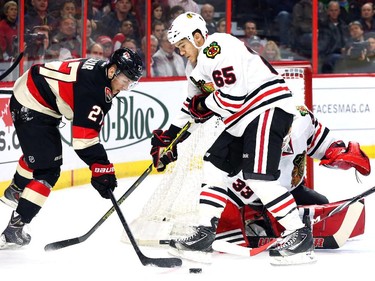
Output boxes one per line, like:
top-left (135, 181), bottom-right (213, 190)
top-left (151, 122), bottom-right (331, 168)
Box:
top-left (189, 94), bottom-right (214, 123)
top-left (91, 163), bottom-right (117, 199)
top-left (150, 129), bottom-right (178, 172)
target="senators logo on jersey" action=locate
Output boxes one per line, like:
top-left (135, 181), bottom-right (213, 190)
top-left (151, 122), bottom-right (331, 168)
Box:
top-left (203, 41), bottom-right (221, 59)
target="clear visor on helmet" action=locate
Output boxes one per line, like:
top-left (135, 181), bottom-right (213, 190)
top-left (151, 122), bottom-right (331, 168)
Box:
top-left (116, 72), bottom-right (139, 91)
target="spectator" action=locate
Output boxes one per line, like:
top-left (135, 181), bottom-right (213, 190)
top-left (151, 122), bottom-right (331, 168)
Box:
top-left (60, 0), bottom-right (77, 18)
top-left (336, 20), bottom-right (368, 72)
top-left (24, 0), bottom-right (57, 34)
top-left (200, 3), bottom-right (216, 35)
top-left (168, 0), bottom-right (199, 14)
top-left (248, 36), bottom-right (265, 54)
top-left (0, 1), bottom-right (18, 61)
top-left (121, 38), bottom-right (138, 53)
top-left (365, 31), bottom-right (375, 63)
top-left (271, 0), bottom-right (297, 49)
top-left (77, 19), bottom-right (96, 54)
top-left (89, 0), bottom-right (111, 21)
top-left (153, 31), bottom-right (185, 77)
top-left (241, 20), bottom-right (267, 49)
top-left (152, 1), bottom-right (167, 24)
top-left (167, 5), bottom-right (185, 27)
top-left (24, 25), bottom-right (57, 68)
top-left (51, 15), bottom-right (81, 59)
top-left (112, 19), bottom-right (138, 51)
top-left (337, 0), bottom-right (361, 24)
top-left (358, 2), bottom-right (375, 34)
top-left (140, 34), bottom-right (158, 76)
top-left (87, 42), bottom-right (104, 59)
top-left (319, 1), bottom-right (348, 73)
top-left (291, 0), bottom-right (313, 58)
top-left (152, 19), bottom-right (166, 43)
top-left (97, 0), bottom-right (140, 40)
top-left (216, 17), bottom-right (226, 33)
top-left (96, 35), bottom-right (114, 58)
top-left (261, 40), bottom-right (282, 61)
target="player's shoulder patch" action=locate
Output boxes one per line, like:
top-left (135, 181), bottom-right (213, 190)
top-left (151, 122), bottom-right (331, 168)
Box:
top-left (203, 41), bottom-right (221, 59)
top-left (296, 105), bottom-right (309, 116)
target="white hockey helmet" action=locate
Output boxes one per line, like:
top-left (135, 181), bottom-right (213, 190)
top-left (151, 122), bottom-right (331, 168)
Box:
top-left (168, 12), bottom-right (208, 45)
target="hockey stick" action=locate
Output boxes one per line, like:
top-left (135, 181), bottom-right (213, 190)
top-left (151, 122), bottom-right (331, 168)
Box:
top-left (108, 190), bottom-right (182, 268)
top-left (212, 185), bottom-right (375, 257)
top-left (44, 121), bottom-right (192, 252)
top-left (0, 52), bottom-right (23, 81)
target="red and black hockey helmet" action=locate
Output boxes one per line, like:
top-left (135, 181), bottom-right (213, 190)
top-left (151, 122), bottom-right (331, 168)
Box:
top-left (108, 47), bottom-right (143, 82)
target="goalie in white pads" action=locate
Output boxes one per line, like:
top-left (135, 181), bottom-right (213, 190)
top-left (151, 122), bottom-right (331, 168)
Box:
top-left (151, 12), bottom-right (315, 265)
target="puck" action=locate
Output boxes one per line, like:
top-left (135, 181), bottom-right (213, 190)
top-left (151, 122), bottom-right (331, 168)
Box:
top-left (189, 268), bottom-right (202, 274)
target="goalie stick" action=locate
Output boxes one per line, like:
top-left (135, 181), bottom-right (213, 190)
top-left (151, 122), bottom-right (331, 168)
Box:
top-left (44, 121), bottom-right (192, 252)
top-left (108, 190), bottom-right (182, 268)
top-left (212, 185), bottom-right (375, 257)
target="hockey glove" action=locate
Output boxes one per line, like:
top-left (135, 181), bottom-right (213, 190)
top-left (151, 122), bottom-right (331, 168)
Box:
top-left (319, 141), bottom-right (371, 176)
top-left (91, 163), bottom-right (117, 199)
top-left (189, 94), bottom-right (214, 123)
top-left (150, 129), bottom-right (178, 172)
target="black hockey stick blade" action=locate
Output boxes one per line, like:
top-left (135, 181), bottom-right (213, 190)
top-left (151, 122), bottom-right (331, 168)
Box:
top-left (108, 190), bottom-right (182, 268)
top-left (315, 185), bottom-right (375, 224)
top-left (44, 121), bottom-right (192, 252)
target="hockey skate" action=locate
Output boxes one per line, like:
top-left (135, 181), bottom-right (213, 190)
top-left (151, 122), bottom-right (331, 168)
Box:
top-left (168, 217), bottom-right (218, 263)
top-left (0, 211), bottom-right (31, 250)
top-left (0, 180), bottom-right (22, 209)
top-left (269, 225), bottom-right (316, 265)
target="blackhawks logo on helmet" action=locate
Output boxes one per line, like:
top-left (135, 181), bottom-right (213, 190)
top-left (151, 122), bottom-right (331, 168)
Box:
top-left (204, 41), bottom-right (221, 59)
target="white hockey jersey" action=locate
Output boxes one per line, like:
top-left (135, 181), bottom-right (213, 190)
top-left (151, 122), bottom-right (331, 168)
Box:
top-left (227, 105), bottom-right (337, 205)
top-left (174, 32), bottom-right (297, 137)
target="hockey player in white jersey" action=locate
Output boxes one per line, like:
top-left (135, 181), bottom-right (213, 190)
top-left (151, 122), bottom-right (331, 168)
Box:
top-left (151, 12), bottom-right (315, 265)
top-left (214, 105), bottom-right (371, 252)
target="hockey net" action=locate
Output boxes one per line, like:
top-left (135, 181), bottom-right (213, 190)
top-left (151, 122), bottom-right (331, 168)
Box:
top-left (121, 62), bottom-right (313, 246)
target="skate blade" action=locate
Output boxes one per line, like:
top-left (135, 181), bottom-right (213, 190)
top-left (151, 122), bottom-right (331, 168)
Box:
top-left (0, 196), bottom-right (18, 209)
top-left (0, 234), bottom-right (23, 250)
top-left (168, 247), bottom-right (212, 264)
top-left (270, 251), bottom-right (317, 266)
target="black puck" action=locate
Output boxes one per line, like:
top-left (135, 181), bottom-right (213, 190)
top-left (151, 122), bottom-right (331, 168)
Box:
top-left (189, 268), bottom-right (202, 274)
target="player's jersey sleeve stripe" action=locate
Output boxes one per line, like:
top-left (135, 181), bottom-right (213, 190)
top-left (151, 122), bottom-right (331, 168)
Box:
top-left (73, 125), bottom-right (99, 139)
top-left (26, 70), bottom-right (55, 111)
top-left (57, 62), bottom-right (76, 110)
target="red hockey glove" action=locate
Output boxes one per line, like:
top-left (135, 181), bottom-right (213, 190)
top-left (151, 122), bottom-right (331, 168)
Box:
top-left (150, 130), bottom-right (178, 172)
top-left (91, 163), bottom-right (117, 199)
top-left (189, 94), bottom-right (214, 123)
top-left (319, 141), bottom-right (371, 176)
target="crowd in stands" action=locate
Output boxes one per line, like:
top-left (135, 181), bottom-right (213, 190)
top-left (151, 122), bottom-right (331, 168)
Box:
top-left (2, 0), bottom-right (375, 77)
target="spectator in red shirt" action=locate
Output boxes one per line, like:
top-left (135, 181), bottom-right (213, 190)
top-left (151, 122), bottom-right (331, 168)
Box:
top-left (0, 1), bottom-right (18, 61)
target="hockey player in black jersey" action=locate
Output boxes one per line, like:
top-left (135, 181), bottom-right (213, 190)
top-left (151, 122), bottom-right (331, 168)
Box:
top-left (0, 48), bottom-right (143, 249)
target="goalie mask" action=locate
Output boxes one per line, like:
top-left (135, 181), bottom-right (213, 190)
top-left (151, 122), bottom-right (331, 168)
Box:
top-left (108, 47), bottom-right (143, 88)
top-left (168, 12), bottom-right (208, 45)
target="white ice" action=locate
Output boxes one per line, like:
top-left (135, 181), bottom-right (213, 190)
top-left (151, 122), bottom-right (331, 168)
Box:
top-left (1, 161), bottom-right (375, 281)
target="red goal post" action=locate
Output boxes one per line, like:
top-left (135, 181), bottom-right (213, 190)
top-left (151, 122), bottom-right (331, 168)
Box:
top-left (272, 61), bottom-right (314, 189)
top-left (121, 61), bottom-right (314, 246)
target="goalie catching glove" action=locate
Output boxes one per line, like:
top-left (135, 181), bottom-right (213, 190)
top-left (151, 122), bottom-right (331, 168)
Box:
top-left (91, 163), bottom-right (117, 199)
top-left (189, 93), bottom-right (215, 123)
top-left (319, 141), bottom-right (371, 176)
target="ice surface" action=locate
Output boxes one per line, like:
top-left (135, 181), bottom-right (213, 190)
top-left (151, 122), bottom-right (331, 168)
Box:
top-left (1, 161), bottom-right (374, 280)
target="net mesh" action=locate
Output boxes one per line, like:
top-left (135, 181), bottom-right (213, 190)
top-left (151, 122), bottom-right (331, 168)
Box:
top-left (121, 65), bottom-right (310, 246)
